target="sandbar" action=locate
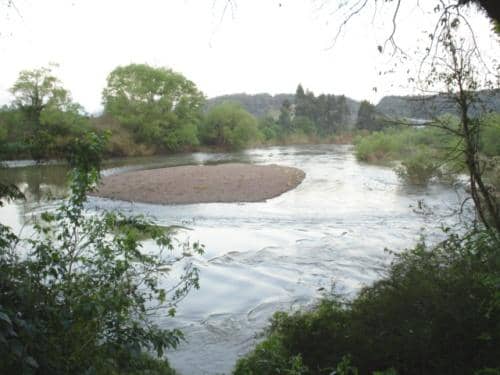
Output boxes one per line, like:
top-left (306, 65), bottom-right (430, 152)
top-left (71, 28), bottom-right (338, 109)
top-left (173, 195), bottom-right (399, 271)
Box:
top-left (93, 163), bottom-right (305, 204)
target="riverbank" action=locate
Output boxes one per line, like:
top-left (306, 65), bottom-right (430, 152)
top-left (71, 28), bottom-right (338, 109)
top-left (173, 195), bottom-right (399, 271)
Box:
top-left (93, 163), bottom-right (305, 204)
top-left (0, 131), bottom-right (357, 162)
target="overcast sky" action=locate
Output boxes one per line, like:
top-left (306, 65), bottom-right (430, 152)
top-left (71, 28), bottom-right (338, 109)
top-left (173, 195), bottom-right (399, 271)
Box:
top-left (0, 0), bottom-right (497, 113)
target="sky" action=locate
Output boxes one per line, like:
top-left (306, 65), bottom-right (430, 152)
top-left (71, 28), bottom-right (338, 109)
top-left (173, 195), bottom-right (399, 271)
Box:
top-left (0, 0), bottom-right (497, 113)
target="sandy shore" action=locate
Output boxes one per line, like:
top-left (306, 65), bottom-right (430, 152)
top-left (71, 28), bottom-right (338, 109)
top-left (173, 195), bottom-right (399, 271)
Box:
top-left (93, 163), bottom-right (305, 204)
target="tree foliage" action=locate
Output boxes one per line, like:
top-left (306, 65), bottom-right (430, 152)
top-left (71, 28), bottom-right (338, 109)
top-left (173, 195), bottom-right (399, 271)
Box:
top-left (102, 64), bottom-right (204, 152)
top-left (0, 133), bottom-right (203, 374)
top-left (200, 102), bottom-right (260, 149)
top-left (10, 66), bottom-right (71, 126)
top-left (418, 13), bottom-right (500, 230)
top-left (2, 66), bottom-right (89, 160)
top-left (356, 100), bottom-right (383, 131)
top-left (293, 85), bottom-right (350, 134)
top-left (278, 99), bottom-right (293, 133)
top-left (234, 230), bottom-right (500, 375)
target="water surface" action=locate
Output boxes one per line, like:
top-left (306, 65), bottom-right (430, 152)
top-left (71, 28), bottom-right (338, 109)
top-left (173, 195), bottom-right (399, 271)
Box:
top-left (0, 145), bottom-right (469, 375)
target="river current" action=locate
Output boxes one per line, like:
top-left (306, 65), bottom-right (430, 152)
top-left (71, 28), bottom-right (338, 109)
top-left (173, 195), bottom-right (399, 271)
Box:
top-left (0, 144), bottom-right (470, 374)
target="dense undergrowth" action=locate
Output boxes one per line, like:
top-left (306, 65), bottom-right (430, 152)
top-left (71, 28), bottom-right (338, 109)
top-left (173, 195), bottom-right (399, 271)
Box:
top-left (234, 229), bottom-right (500, 375)
top-left (0, 134), bottom-right (203, 374)
top-left (353, 114), bottom-right (500, 186)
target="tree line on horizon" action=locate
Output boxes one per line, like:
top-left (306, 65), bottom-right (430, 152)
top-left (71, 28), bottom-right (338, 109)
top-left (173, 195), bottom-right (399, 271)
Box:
top-left (0, 64), bottom-right (383, 161)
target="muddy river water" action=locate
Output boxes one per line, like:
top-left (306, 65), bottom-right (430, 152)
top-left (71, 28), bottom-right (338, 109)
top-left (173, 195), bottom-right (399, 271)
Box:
top-left (0, 144), bottom-right (470, 374)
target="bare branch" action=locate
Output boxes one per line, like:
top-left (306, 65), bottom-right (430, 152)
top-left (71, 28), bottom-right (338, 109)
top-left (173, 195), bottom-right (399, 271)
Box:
top-left (325, 0), bottom-right (369, 50)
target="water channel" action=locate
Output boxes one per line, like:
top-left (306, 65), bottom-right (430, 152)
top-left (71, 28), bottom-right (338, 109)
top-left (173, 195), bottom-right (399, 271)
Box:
top-left (0, 144), bottom-right (470, 374)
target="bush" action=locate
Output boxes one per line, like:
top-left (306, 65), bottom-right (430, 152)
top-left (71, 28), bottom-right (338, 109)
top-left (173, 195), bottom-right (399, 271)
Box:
top-left (200, 102), bottom-right (261, 149)
top-left (480, 114), bottom-right (500, 157)
top-left (0, 133), bottom-right (202, 374)
top-left (354, 130), bottom-right (402, 162)
top-left (0, 142), bottom-right (31, 160)
top-left (233, 230), bottom-right (500, 375)
top-left (395, 145), bottom-right (441, 185)
top-left (234, 334), bottom-right (307, 375)
top-left (354, 124), bottom-right (459, 163)
top-left (293, 116), bottom-right (317, 136)
top-left (354, 124), bottom-right (465, 185)
top-left (258, 116), bottom-right (280, 142)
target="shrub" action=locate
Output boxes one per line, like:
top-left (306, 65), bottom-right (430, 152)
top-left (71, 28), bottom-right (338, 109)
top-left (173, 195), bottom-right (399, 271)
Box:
top-left (0, 133), bottom-right (202, 374)
top-left (233, 230), bottom-right (500, 375)
top-left (394, 145), bottom-right (441, 185)
top-left (200, 102), bottom-right (261, 149)
top-left (480, 114), bottom-right (500, 157)
top-left (354, 131), bottom-right (401, 162)
top-left (258, 116), bottom-right (280, 142)
top-left (293, 116), bottom-right (317, 136)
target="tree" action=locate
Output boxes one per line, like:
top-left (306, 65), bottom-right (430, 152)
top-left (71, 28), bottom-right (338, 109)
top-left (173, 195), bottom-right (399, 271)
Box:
top-left (335, 95), bottom-right (350, 129)
top-left (258, 115), bottom-right (281, 141)
top-left (356, 101), bottom-right (381, 131)
top-left (296, 84), bottom-right (305, 100)
top-left (292, 115), bottom-right (316, 136)
top-left (8, 66), bottom-right (89, 160)
top-left (10, 66), bottom-right (71, 127)
top-left (421, 18), bottom-right (500, 231)
top-left (327, 0), bottom-right (498, 54)
top-left (452, 0), bottom-right (498, 22)
top-left (294, 84), bottom-right (306, 119)
top-left (102, 63), bottom-right (204, 152)
top-left (293, 86), bottom-right (350, 134)
top-left (234, 230), bottom-right (500, 375)
top-left (200, 102), bottom-right (260, 149)
top-left (278, 99), bottom-right (293, 132)
top-left (0, 133), bottom-right (203, 373)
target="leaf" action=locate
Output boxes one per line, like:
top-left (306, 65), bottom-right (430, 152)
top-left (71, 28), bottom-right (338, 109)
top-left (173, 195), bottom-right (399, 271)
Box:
top-left (0, 311), bottom-right (12, 325)
top-left (25, 356), bottom-right (39, 368)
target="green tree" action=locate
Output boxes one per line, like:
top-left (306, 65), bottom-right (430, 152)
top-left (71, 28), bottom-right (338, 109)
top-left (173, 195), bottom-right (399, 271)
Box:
top-left (356, 100), bottom-right (381, 131)
top-left (10, 66), bottom-right (70, 127)
top-left (423, 18), bottom-right (500, 231)
top-left (200, 102), bottom-right (260, 149)
top-left (102, 63), bottom-right (204, 152)
top-left (292, 115), bottom-right (316, 136)
top-left (278, 99), bottom-right (294, 132)
top-left (0, 133), bottom-right (202, 374)
top-left (335, 95), bottom-right (350, 129)
top-left (258, 116), bottom-right (281, 141)
top-left (295, 84), bottom-right (307, 119)
top-left (294, 86), bottom-right (350, 134)
top-left (8, 66), bottom-right (89, 160)
top-left (233, 230), bottom-right (500, 375)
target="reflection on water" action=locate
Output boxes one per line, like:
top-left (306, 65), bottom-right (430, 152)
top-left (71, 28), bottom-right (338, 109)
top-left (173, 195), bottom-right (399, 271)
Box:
top-left (0, 145), bottom-right (471, 375)
top-left (1, 163), bottom-right (69, 202)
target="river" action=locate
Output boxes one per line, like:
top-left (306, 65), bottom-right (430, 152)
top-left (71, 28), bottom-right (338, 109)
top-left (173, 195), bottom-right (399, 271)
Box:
top-left (0, 144), bottom-right (470, 374)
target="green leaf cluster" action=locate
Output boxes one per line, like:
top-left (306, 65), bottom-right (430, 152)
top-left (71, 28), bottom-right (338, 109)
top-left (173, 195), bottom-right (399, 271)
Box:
top-left (1, 65), bottom-right (90, 161)
top-left (234, 230), bottom-right (500, 375)
top-left (0, 133), bottom-right (203, 374)
top-left (200, 102), bottom-right (261, 149)
top-left (102, 64), bottom-right (204, 152)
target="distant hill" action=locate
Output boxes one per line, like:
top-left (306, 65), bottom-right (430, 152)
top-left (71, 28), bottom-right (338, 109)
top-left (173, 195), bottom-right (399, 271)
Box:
top-left (205, 93), bottom-right (294, 118)
top-left (376, 89), bottom-right (500, 120)
top-left (206, 93), bottom-right (361, 125)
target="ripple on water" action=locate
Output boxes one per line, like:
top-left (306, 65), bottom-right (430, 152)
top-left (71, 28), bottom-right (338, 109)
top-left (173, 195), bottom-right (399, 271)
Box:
top-left (0, 144), bottom-right (472, 375)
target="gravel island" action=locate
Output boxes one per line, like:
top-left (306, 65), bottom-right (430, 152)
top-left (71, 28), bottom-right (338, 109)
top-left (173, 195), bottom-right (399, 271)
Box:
top-left (93, 163), bottom-right (305, 204)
